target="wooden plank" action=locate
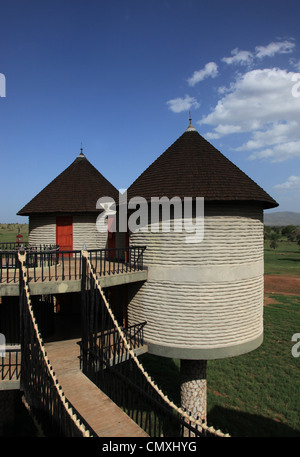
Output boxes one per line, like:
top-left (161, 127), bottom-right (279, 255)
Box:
top-left (44, 338), bottom-right (148, 437)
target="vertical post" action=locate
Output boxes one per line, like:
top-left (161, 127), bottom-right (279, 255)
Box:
top-left (180, 359), bottom-right (207, 426)
top-left (18, 252), bottom-right (25, 390)
top-left (81, 252), bottom-right (87, 374)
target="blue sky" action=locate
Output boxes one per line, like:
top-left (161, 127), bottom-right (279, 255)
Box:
top-left (1, 0), bottom-right (300, 222)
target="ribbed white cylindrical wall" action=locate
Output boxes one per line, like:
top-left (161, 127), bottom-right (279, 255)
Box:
top-left (29, 215), bottom-right (56, 246)
top-left (29, 214), bottom-right (107, 249)
top-left (128, 204), bottom-right (264, 360)
top-left (73, 214), bottom-right (107, 250)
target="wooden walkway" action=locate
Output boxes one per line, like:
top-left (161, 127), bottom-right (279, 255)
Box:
top-left (44, 338), bottom-right (148, 437)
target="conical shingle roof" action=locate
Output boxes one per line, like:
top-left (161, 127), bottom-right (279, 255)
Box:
top-left (18, 152), bottom-right (119, 215)
top-left (127, 125), bottom-right (278, 209)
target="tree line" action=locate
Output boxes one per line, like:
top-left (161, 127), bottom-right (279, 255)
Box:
top-left (264, 225), bottom-right (300, 249)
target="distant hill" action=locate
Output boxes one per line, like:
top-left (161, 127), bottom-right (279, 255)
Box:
top-left (264, 212), bottom-right (300, 226)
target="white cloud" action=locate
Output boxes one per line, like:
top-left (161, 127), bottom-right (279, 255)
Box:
top-left (166, 94), bottom-right (200, 113)
top-left (199, 67), bottom-right (300, 162)
top-left (187, 62), bottom-right (218, 86)
top-left (201, 68), bottom-right (300, 129)
top-left (205, 124), bottom-right (242, 139)
top-left (222, 48), bottom-right (253, 65)
top-left (255, 40), bottom-right (295, 59)
top-left (236, 121), bottom-right (299, 151)
top-left (169, 40), bottom-right (299, 164)
top-left (274, 175), bottom-right (300, 189)
top-left (249, 141), bottom-right (300, 162)
top-left (290, 58), bottom-right (300, 72)
top-left (221, 40), bottom-right (295, 67)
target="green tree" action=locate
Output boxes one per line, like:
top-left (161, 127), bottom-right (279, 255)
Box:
top-left (269, 232), bottom-right (280, 249)
top-left (264, 225), bottom-right (272, 240)
top-left (282, 225), bottom-right (300, 242)
top-left (282, 225), bottom-right (295, 238)
top-left (272, 226), bottom-right (281, 235)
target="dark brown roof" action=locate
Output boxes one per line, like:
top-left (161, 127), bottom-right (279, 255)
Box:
top-left (127, 125), bottom-right (278, 209)
top-left (18, 152), bottom-right (119, 215)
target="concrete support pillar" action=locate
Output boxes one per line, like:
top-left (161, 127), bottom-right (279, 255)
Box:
top-left (180, 359), bottom-right (207, 423)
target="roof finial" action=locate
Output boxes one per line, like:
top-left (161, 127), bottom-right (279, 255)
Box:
top-left (186, 112), bottom-right (197, 132)
top-left (78, 142), bottom-right (85, 158)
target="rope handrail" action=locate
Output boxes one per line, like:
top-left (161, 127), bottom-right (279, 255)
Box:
top-left (18, 251), bottom-right (92, 437)
top-left (82, 250), bottom-right (230, 438)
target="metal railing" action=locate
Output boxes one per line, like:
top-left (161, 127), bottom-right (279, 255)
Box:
top-left (0, 246), bottom-right (146, 283)
top-left (79, 321), bottom-right (147, 370)
top-left (88, 246), bottom-right (146, 275)
top-left (18, 253), bottom-right (93, 437)
top-left (0, 251), bottom-right (19, 282)
top-left (0, 245), bottom-right (59, 283)
top-left (0, 242), bottom-right (29, 251)
top-left (0, 345), bottom-right (21, 381)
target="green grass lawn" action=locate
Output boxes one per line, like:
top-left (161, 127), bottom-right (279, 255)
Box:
top-left (206, 295), bottom-right (300, 437)
top-left (264, 240), bottom-right (300, 276)
top-left (141, 294), bottom-right (300, 437)
top-left (0, 224), bottom-right (28, 244)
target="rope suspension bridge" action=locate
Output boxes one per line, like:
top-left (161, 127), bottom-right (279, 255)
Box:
top-left (15, 249), bottom-right (229, 438)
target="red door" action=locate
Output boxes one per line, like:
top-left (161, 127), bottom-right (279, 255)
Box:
top-left (56, 216), bottom-right (73, 253)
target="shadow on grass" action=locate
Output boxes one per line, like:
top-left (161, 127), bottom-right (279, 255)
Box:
top-left (139, 353), bottom-right (181, 404)
top-left (208, 405), bottom-right (300, 437)
top-left (281, 258), bottom-right (300, 262)
top-left (140, 355), bottom-right (300, 438)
